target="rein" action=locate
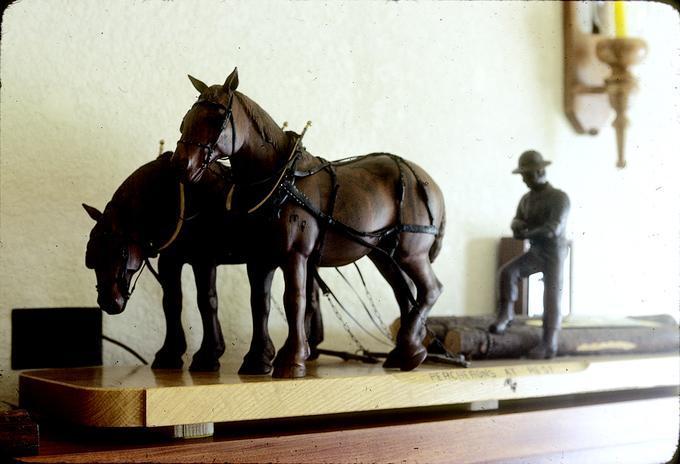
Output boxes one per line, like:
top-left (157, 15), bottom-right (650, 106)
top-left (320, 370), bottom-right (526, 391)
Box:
top-left (157, 182), bottom-right (186, 251)
top-left (116, 180), bottom-right (187, 301)
top-left (246, 121), bottom-right (312, 214)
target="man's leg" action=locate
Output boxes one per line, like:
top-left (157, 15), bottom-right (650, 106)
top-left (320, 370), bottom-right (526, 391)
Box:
top-left (490, 250), bottom-right (542, 334)
top-left (528, 251), bottom-right (565, 359)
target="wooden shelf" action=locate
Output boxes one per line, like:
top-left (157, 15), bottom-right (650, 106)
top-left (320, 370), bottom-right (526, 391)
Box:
top-left (19, 354), bottom-right (678, 428)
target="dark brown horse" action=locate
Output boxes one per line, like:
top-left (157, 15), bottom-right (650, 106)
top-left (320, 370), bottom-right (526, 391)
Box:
top-left (84, 152), bottom-right (323, 373)
top-left (172, 69), bottom-right (446, 378)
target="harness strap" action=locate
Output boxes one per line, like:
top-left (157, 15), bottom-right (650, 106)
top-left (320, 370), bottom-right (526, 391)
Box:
top-left (400, 159), bottom-right (435, 226)
top-left (283, 180), bottom-right (437, 308)
top-left (247, 122), bottom-right (311, 214)
top-left (313, 160), bottom-right (338, 263)
top-left (158, 182), bottom-right (186, 251)
top-left (401, 224), bottom-right (439, 234)
top-left (293, 159), bottom-right (333, 178)
top-left (284, 180), bottom-right (439, 240)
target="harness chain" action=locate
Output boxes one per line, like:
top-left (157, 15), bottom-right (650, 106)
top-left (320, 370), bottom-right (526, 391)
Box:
top-left (334, 266), bottom-right (393, 342)
top-left (350, 262), bottom-right (393, 338)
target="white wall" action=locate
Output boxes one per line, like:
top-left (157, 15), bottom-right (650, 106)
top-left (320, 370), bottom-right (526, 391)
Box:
top-left (1, 1), bottom-right (678, 403)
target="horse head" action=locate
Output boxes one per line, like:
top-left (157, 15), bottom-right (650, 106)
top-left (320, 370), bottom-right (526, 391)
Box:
top-left (83, 203), bottom-right (146, 315)
top-left (172, 68), bottom-right (243, 183)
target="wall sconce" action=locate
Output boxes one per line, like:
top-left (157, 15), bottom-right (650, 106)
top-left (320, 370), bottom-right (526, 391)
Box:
top-left (564, 2), bottom-right (647, 168)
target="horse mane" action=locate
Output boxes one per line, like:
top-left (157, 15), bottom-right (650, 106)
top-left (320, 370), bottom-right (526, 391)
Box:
top-left (235, 91), bottom-right (287, 151)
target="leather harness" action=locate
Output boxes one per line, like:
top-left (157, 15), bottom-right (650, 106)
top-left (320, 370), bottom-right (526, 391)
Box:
top-left (178, 95), bottom-right (441, 305)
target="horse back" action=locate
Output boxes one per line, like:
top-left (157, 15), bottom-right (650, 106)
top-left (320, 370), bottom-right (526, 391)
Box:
top-left (329, 153), bottom-right (443, 229)
top-left (290, 153), bottom-right (444, 266)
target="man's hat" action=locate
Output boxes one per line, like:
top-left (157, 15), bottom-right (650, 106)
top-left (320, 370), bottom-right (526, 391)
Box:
top-left (512, 150), bottom-right (551, 174)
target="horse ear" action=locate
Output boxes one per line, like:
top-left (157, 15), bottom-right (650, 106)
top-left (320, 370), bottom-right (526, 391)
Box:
top-left (188, 74), bottom-right (209, 94)
top-left (82, 203), bottom-right (103, 222)
top-left (223, 67), bottom-right (239, 91)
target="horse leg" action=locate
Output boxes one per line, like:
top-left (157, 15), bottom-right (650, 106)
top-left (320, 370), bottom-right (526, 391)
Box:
top-left (152, 254), bottom-right (187, 369)
top-left (239, 261), bottom-right (277, 375)
top-left (368, 251), bottom-right (416, 368)
top-left (306, 272), bottom-right (324, 360)
top-left (273, 251), bottom-right (311, 378)
top-left (368, 251), bottom-right (415, 320)
top-left (389, 253), bottom-right (443, 371)
top-left (189, 262), bottom-right (225, 371)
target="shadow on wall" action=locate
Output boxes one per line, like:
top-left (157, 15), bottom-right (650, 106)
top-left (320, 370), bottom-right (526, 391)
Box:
top-left (464, 237), bottom-right (497, 315)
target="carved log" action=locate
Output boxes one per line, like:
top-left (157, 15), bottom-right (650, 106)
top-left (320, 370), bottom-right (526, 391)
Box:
top-left (424, 315), bottom-right (679, 359)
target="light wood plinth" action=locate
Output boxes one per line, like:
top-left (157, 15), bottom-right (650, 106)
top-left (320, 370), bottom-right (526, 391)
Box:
top-left (19, 354), bottom-right (678, 428)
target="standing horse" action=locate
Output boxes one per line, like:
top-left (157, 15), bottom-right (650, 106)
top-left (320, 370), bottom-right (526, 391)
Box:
top-left (172, 69), bottom-right (446, 378)
top-left (84, 152), bottom-right (323, 373)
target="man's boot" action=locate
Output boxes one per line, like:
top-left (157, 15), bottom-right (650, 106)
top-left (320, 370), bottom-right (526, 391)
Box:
top-left (489, 302), bottom-right (514, 334)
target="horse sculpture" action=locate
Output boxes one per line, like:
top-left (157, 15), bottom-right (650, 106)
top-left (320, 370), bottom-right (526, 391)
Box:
top-left (171, 68), bottom-right (446, 378)
top-left (84, 152), bottom-right (323, 373)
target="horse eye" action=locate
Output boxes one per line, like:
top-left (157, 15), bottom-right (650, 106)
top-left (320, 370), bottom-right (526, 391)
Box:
top-left (218, 107), bottom-right (226, 115)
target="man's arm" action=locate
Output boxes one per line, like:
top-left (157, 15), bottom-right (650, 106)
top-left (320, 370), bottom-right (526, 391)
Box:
top-left (524, 191), bottom-right (570, 240)
top-left (511, 196), bottom-right (528, 239)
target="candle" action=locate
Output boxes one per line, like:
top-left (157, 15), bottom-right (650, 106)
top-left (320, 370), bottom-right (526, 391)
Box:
top-left (614, 1), bottom-right (627, 37)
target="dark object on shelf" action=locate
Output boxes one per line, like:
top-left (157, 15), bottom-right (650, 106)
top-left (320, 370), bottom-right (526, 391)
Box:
top-left (11, 307), bottom-right (102, 370)
top-left (0, 405), bottom-right (39, 459)
top-left (490, 150), bottom-right (570, 359)
top-left (428, 314), bottom-right (679, 359)
top-left (171, 69), bottom-right (446, 378)
top-left (83, 152), bottom-right (323, 374)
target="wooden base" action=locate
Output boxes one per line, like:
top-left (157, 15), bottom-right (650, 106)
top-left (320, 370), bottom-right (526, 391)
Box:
top-left (19, 354), bottom-right (678, 428)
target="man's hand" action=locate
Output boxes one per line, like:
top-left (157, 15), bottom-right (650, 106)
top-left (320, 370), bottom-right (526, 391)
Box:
top-left (523, 226), bottom-right (555, 240)
top-left (511, 219), bottom-right (527, 238)
top-left (513, 228), bottom-right (528, 240)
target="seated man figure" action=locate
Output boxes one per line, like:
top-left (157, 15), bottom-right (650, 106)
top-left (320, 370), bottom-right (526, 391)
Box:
top-left (490, 150), bottom-right (570, 359)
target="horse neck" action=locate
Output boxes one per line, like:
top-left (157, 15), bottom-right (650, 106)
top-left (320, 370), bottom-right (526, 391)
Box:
top-left (109, 159), bottom-right (178, 244)
top-left (230, 92), bottom-right (290, 182)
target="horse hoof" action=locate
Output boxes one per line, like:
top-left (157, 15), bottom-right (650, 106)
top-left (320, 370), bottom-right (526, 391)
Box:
top-left (238, 361), bottom-right (273, 375)
top-left (382, 348), bottom-right (401, 369)
top-left (239, 350), bottom-right (274, 375)
top-left (189, 357), bottom-right (221, 372)
top-left (399, 347), bottom-right (428, 372)
top-left (151, 354), bottom-right (184, 370)
top-left (272, 364), bottom-right (306, 379)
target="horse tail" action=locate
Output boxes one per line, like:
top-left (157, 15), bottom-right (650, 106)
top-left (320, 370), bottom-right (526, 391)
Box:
top-left (429, 207), bottom-right (445, 263)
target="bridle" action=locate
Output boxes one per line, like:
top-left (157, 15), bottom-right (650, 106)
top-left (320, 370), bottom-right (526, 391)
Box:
top-left (90, 232), bottom-right (144, 301)
top-left (177, 92), bottom-right (236, 179)
top-left (116, 244), bottom-right (139, 299)
top-left (91, 195), bottom-right (184, 303)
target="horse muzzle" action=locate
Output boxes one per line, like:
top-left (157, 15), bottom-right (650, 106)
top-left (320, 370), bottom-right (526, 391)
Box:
top-left (171, 145), bottom-right (204, 184)
top-left (98, 294), bottom-right (127, 315)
